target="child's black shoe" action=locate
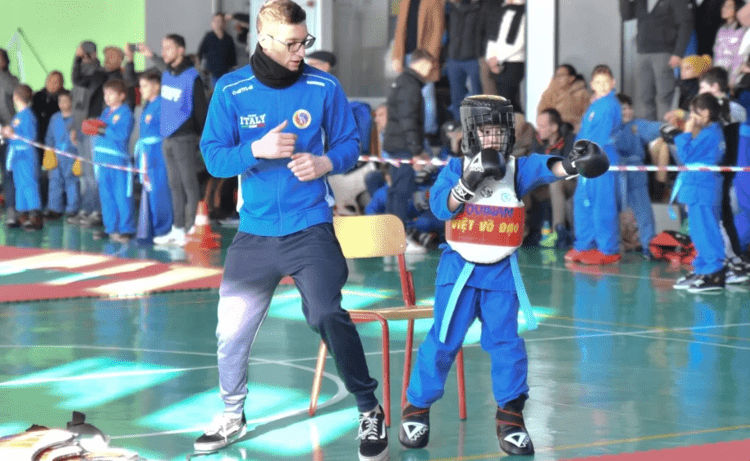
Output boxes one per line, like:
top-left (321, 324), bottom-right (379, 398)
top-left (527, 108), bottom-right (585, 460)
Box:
top-left (496, 396), bottom-right (534, 456)
top-left (398, 404), bottom-right (430, 449)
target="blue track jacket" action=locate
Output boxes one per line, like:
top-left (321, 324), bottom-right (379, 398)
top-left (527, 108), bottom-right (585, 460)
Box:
top-left (200, 64), bottom-right (360, 237)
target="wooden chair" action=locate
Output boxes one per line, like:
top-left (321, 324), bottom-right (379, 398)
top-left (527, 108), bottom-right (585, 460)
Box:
top-left (308, 214), bottom-right (467, 427)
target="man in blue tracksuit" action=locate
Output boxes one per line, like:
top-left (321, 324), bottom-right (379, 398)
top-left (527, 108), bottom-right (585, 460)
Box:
top-left (135, 71), bottom-right (172, 237)
top-left (1, 84), bottom-right (42, 230)
top-left (195, 2), bottom-right (388, 460)
top-left (613, 93), bottom-right (660, 258)
top-left (44, 90), bottom-right (80, 218)
top-left (566, 65), bottom-right (623, 265)
top-left (85, 79), bottom-right (135, 241)
top-left (398, 95), bottom-right (609, 456)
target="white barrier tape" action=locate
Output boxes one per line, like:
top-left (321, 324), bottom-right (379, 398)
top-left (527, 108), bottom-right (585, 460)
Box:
top-left (356, 155), bottom-right (750, 172)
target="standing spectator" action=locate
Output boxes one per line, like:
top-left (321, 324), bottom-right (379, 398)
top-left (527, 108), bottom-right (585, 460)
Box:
top-left (536, 64), bottom-right (591, 131)
top-left (382, 48), bottom-right (436, 253)
top-left (306, 50), bottom-right (337, 73)
top-left (613, 94), bottom-right (659, 258)
top-left (620, 0), bottom-right (694, 121)
top-left (32, 70), bottom-right (65, 212)
top-left (444, 0), bottom-right (483, 121)
top-left (565, 65), bottom-right (623, 266)
top-left (0, 48), bottom-right (20, 227)
top-left (672, 93), bottom-right (727, 292)
top-left (140, 35), bottom-right (207, 247)
top-left (533, 108), bottom-right (577, 249)
top-left (198, 13), bottom-right (238, 88)
top-left (197, 2), bottom-right (388, 460)
top-left (1, 84), bottom-right (42, 230)
top-left (713, 0), bottom-right (747, 88)
top-left (391, 0), bottom-right (445, 141)
top-left (480, 0), bottom-right (527, 113)
top-left (44, 90), bottom-right (79, 220)
top-left (135, 71), bottom-right (173, 238)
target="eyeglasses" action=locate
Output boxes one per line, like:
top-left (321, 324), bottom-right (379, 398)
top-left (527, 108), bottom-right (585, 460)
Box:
top-left (264, 33), bottom-right (316, 52)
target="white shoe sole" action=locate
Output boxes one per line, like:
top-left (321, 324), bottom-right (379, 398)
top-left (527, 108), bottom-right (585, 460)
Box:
top-left (193, 424), bottom-right (247, 452)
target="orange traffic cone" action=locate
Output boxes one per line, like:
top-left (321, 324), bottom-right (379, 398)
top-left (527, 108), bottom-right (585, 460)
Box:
top-left (185, 200), bottom-right (221, 250)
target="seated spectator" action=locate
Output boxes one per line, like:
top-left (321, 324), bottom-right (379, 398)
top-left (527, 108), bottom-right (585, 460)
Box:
top-left (306, 51), bottom-right (337, 73)
top-left (530, 108), bottom-right (576, 249)
top-left (512, 112), bottom-right (535, 158)
top-left (613, 94), bottom-right (660, 258)
top-left (537, 64), bottom-right (591, 131)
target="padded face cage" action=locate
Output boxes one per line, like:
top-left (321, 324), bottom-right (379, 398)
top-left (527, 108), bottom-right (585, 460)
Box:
top-left (460, 95), bottom-right (516, 156)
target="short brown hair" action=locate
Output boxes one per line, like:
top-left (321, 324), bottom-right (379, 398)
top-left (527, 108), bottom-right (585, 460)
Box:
top-left (103, 78), bottom-right (127, 95)
top-left (14, 84), bottom-right (32, 104)
top-left (257, 0), bottom-right (306, 33)
top-left (591, 64), bottom-right (613, 79)
top-left (139, 70), bottom-right (161, 85)
top-left (410, 48), bottom-right (435, 65)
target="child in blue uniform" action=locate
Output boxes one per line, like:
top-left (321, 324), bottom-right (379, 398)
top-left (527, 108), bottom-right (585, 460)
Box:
top-left (135, 71), bottom-right (173, 238)
top-left (613, 94), bottom-right (660, 258)
top-left (83, 79), bottom-right (135, 242)
top-left (672, 93), bottom-right (727, 292)
top-left (44, 91), bottom-right (80, 219)
top-left (565, 65), bottom-right (623, 265)
top-left (0, 84), bottom-right (42, 230)
top-left (398, 95), bottom-right (609, 456)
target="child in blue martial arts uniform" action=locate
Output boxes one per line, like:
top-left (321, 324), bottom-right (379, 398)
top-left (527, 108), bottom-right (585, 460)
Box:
top-left (398, 95), bottom-right (609, 456)
top-left (613, 93), bottom-right (660, 258)
top-left (565, 65), bottom-right (623, 265)
top-left (136, 70), bottom-right (173, 238)
top-left (672, 93), bottom-right (727, 293)
top-left (0, 84), bottom-right (42, 230)
top-left (83, 79), bottom-right (134, 242)
top-left (44, 90), bottom-right (80, 219)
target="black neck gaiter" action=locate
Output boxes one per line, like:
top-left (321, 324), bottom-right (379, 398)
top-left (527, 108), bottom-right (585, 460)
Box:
top-left (250, 43), bottom-right (303, 89)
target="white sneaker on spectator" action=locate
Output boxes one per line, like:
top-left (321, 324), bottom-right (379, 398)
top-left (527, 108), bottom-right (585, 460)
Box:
top-left (153, 226), bottom-right (185, 246)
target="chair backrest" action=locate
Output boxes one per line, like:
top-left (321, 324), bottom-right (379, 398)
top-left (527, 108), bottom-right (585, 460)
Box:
top-left (333, 214), bottom-right (406, 259)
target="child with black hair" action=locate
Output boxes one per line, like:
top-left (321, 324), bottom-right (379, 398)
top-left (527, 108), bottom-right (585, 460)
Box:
top-left (672, 93), bottom-right (728, 292)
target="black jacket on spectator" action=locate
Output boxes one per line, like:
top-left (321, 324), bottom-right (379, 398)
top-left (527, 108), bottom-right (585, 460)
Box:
top-left (530, 122), bottom-right (576, 157)
top-left (445, 0), bottom-right (482, 61)
top-left (31, 89), bottom-right (60, 143)
top-left (694, 0), bottom-right (724, 56)
top-left (72, 58), bottom-right (134, 125)
top-left (198, 31), bottom-right (237, 80)
top-left (382, 68), bottom-right (425, 158)
top-left (478, 1), bottom-right (525, 57)
top-left (620, 0), bottom-right (694, 56)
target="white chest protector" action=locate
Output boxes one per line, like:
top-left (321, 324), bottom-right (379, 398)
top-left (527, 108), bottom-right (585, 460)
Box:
top-left (445, 155), bottom-right (525, 264)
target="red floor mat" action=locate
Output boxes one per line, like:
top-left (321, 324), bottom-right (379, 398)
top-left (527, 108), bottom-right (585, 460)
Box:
top-left (561, 438), bottom-right (750, 461)
top-left (0, 246), bottom-right (223, 302)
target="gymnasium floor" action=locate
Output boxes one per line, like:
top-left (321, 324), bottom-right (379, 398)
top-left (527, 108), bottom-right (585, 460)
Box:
top-left (1, 217), bottom-right (749, 461)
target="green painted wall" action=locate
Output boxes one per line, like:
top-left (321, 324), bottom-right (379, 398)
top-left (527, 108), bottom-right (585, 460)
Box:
top-left (1, 0), bottom-right (146, 91)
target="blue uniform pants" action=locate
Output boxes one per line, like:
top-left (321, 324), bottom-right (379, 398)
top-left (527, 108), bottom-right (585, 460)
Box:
top-left (619, 171), bottom-right (656, 251)
top-left (688, 203), bottom-right (725, 274)
top-left (407, 283), bottom-right (529, 408)
top-left (735, 172), bottom-right (750, 254)
top-left (11, 153), bottom-right (41, 212)
top-left (574, 170), bottom-right (620, 254)
top-left (216, 224), bottom-right (379, 414)
top-left (98, 167), bottom-right (134, 235)
top-left (47, 156), bottom-right (80, 214)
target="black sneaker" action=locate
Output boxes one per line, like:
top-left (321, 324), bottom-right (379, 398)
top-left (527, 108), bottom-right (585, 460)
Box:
top-left (673, 272), bottom-right (698, 290)
top-left (194, 412), bottom-right (247, 452)
top-left (725, 258), bottom-right (750, 284)
top-left (357, 405), bottom-right (388, 461)
top-left (398, 404), bottom-right (430, 449)
top-left (496, 396), bottom-right (534, 456)
top-left (687, 270), bottom-right (725, 293)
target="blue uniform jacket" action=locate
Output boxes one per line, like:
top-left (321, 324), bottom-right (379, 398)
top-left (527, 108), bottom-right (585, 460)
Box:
top-left (674, 123), bottom-right (725, 207)
top-left (200, 64), bottom-right (360, 237)
top-left (8, 107), bottom-right (37, 156)
top-left (93, 105), bottom-right (134, 166)
top-left (45, 112), bottom-right (76, 153)
top-left (429, 154), bottom-right (561, 290)
top-left (576, 91), bottom-right (622, 164)
top-left (614, 119), bottom-right (661, 165)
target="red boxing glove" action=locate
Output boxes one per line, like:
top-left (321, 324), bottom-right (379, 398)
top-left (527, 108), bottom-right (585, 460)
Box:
top-left (81, 119), bottom-right (107, 136)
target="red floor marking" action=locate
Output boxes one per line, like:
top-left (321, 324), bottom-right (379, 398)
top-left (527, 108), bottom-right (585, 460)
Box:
top-left (560, 438), bottom-right (750, 461)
